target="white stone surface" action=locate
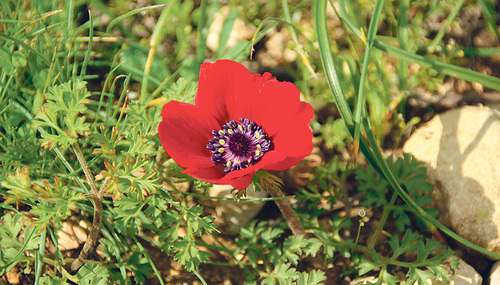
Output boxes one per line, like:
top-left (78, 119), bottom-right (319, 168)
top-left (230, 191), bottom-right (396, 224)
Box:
top-left (489, 261), bottom-right (500, 285)
top-left (58, 220), bottom-right (88, 250)
top-left (403, 105), bottom-right (500, 254)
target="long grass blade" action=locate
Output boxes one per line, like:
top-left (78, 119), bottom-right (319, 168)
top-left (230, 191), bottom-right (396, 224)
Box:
top-left (477, 0), bottom-right (499, 38)
top-left (428, 0), bottom-right (466, 52)
top-left (140, 5), bottom-right (171, 102)
top-left (336, 3), bottom-right (500, 90)
top-left (215, 9), bottom-right (238, 59)
top-left (131, 234), bottom-right (164, 285)
top-left (353, 0), bottom-right (385, 160)
top-left (282, 0), bottom-right (317, 79)
top-left (34, 224), bottom-right (47, 285)
top-left (196, 0), bottom-right (209, 67)
top-left (397, 0), bottom-right (408, 92)
top-left (361, 117), bottom-right (500, 259)
top-left (79, 10), bottom-right (93, 82)
top-left (105, 4), bottom-right (170, 33)
top-left (374, 40), bottom-right (500, 90)
top-left (314, 0), bottom-right (381, 174)
top-left (0, 33), bottom-right (50, 66)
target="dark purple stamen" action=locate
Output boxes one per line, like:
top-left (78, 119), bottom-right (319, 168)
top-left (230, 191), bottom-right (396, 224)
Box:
top-left (207, 118), bottom-right (271, 173)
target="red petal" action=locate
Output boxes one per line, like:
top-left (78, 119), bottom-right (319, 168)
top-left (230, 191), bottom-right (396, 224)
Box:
top-left (195, 60), bottom-right (256, 126)
top-left (262, 102), bottom-right (314, 170)
top-left (185, 166), bottom-right (254, 190)
top-left (234, 75), bottom-right (302, 137)
top-left (183, 166), bottom-right (225, 183)
top-left (158, 101), bottom-right (220, 169)
top-left (219, 173), bottom-right (255, 190)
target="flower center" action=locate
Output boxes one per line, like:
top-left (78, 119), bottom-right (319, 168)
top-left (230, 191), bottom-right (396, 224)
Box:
top-left (207, 118), bottom-right (271, 173)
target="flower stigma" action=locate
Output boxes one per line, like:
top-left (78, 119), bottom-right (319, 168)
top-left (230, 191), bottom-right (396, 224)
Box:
top-left (207, 118), bottom-right (271, 173)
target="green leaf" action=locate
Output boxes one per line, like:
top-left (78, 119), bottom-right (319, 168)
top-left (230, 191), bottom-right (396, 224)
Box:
top-left (11, 51), bottom-right (27, 67)
top-left (282, 235), bottom-right (308, 265)
top-left (44, 79), bottom-right (90, 114)
top-left (76, 263), bottom-right (110, 285)
top-left (162, 77), bottom-right (197, 104)
top-left (389, 230), bottom-right (419, 260)
top-left (295, 270), bottom-right (327, 285)
top-left (32, 79), bottom-right (91, 149)
top-left (357, 258), bottom-right (379, 276)
top-left (380, 269), bottom-right (400, 285)
top-left (355, 153), bottom-right (437, 232)
top-left (173, 240), bottom-right (211, 272)
top-left (261, 227), bottom-right (285, 242)
top-left (0, 48), bottom-right (12, 72)
top-left (407, 267), bottom-right (436, 285)
top-left (262, 263), bottom-right (300, 285)
top-left (304, 238), bottom-right (323, 258)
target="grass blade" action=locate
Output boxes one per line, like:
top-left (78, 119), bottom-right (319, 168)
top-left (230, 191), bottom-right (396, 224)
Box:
top-left (336, 3), bottom-right (500, 90)
top-left (215, 8), bottom-right (238, 59)
top-left (282, 0), bottom-right (317, 79)
top-left (196, 0), bottom-right (209, 67)
top-left (105, 4), bottom-right (170, 33)
top-left (374, 39), bottom-right (500, 90)
top-left (79, 10), bottom-right (93, 82)
top-left (131, 233), bottom-right (164, 285)
top-left (428, 0), bottom-right (466, 52)
top-left (353, 0), bottom-right (385, 160)
top-left (34, 223), bottom-right (47, 285)
top-left (140, 5), bottom-right (171, 102)
top-left (477, 0), bottom-right (499, 38)
top-left (314, 0), bottom-right (381, 174)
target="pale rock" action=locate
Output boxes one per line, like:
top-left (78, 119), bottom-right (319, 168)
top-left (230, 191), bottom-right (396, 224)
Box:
top-left (489, 261), bottom-right (500, 285)
top-left (403, 105), bottom-right (500, 254)
top-left (257, 29), bottom-right (297, 67)
top-left (58, 220), bottom-right (88, 250)
top-left (350, 276), bottom-right (378, 284)
top-left (210, 184), bottom-right (268, 234)
top-left (5, 270), bottom-right (20, 284)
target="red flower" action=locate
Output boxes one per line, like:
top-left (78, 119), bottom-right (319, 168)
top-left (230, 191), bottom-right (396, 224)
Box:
top-left (158, 60), bottom-right (313, 190)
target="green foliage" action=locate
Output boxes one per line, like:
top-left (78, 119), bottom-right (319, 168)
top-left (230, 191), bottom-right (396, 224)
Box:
top-left (2, 167), bottom-right (84, 229)
top-left (167, 205), bottom-right (217, 271)
top-left (236, 221), bottom-right (327, 284)
top-left (0, 212), bottom-right (40, 275)
top-left (315, 117), bottom-right (352, 150)
top-left (31, 79), bottom-right (91, 150)
top-left (75, 263), bottom-right (110, 285)
top-left (162, 77), bottom-right (197, 104)
top-left (355, 230), bottom-right (456, 285)
top-left (356, 153), bottom-right (437, 232)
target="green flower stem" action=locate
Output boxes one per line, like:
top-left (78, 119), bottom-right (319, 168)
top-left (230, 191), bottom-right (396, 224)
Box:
top-left (67, 143), bottom-right (109, 274)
